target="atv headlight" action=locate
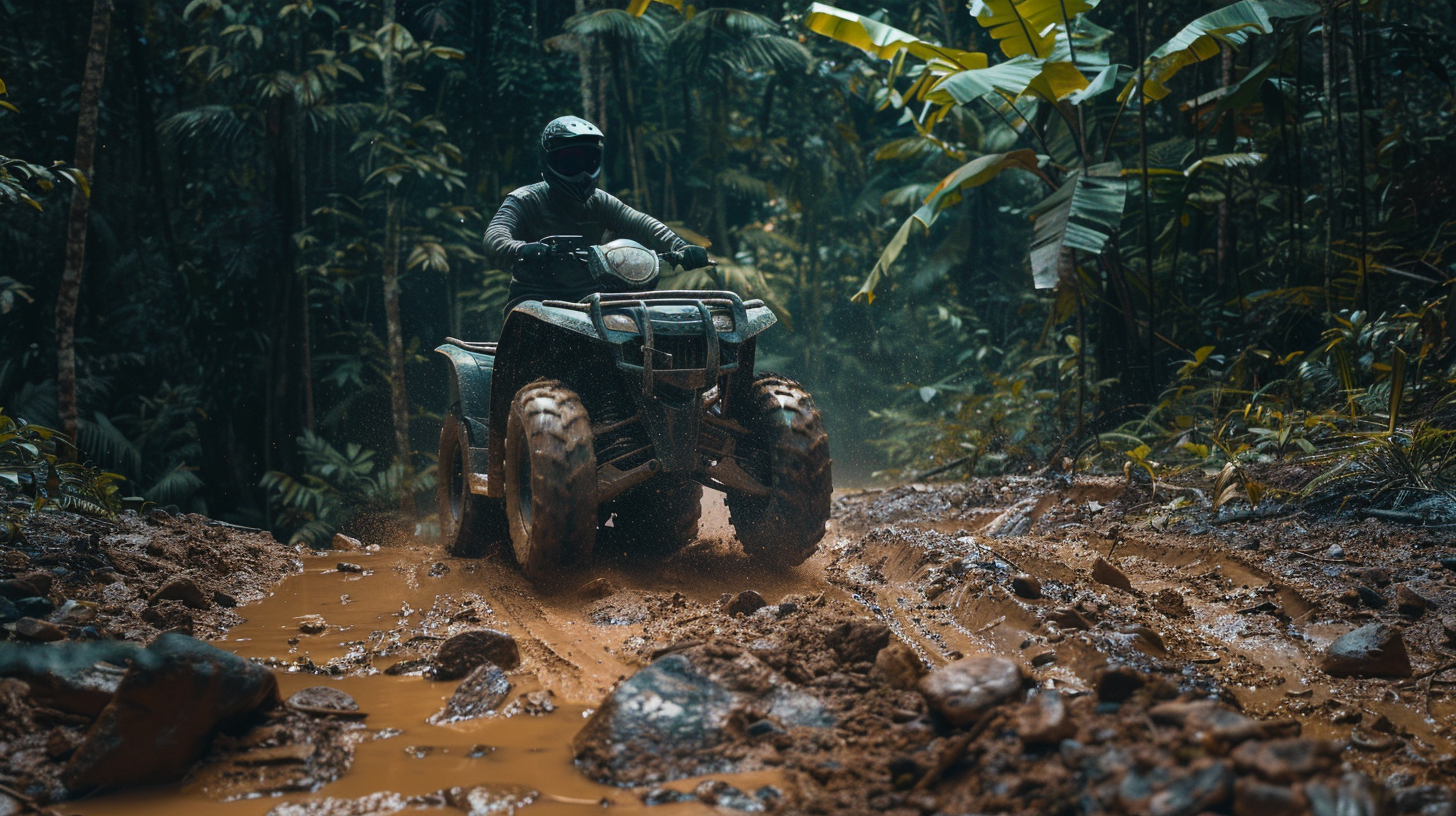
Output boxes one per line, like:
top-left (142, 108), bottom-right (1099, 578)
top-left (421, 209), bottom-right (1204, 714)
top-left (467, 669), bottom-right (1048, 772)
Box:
top-left (710, 311), bottom-right (734, 332)
top-left (603, 313), bottom-right (640, 334)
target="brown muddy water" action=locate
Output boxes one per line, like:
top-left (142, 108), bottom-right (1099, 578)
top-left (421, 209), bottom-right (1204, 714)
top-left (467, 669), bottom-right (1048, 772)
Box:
top-left (61, 497), bottom-right (809, 816)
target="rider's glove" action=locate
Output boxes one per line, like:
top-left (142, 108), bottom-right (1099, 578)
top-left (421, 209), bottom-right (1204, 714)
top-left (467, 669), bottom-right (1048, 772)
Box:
top-left (517, 242), bottom-right (551, 262)
top-left (671, 245), bottom-right (711, 270)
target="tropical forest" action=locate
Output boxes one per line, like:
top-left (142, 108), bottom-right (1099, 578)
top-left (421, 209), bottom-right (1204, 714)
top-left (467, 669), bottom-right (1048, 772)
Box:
top-left (2, 1), bottom-right (1455, 814)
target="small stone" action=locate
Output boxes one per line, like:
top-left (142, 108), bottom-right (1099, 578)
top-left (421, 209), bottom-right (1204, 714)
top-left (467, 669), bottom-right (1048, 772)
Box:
top-left (286, 686), bottom-right (359, 713)
top-left (16, 596), bottom-right (55, 618)
top-left (872, 642), bottom-right (925, 691)
top-left (1348, 567), bottom-right (1391, 587)
top-left (1096, 667), bottom-right (1146, 702)
top-left (297, 615), bottom-right (328, 635)
top-left (1320, 623), bottom-right (1412, 678)
top-left (776, 601), bottom-right (798, 617)
top-left (578, 577), bottom-right (617, 600)
top-left (1011, 574), bottom-right (1042, 599)
top-left (1441, 616), bottom-right (1456, 647)
top-left (428, 562), bottom-right (450, 577)
top-left (0, 597), bottom-right (18, 623)
top-left (724, 590), bottom-right (767, 617)
top-left (13, 617), bottom-right (66, 642)
top-left (212, 591), bottom-right (238, 608)
top-left (1150, 700), bottom-right (1260, 743)
top-left (1234, 779), bottom-right (1307, 816)
top-left (826, 620), bottom-right (892, 663)
top-left (149, 578), bottom-right (209, 610)
top-left (1231, 738), bottom-right (1339, 783)
top-left (1354, 586), bottom-right (1387, 609)
top-left (1119, 624), bottom-right (1166, 653)
top-left (1018, 689), bottom-right (1074, 745)
top-left (52, 600), bottom-right (96, 625)
top-left (1326, 544), bottom-right (1344, 559)
top-left (917, 655), bottom-right (1023, 727)
top-left (1440, 557), bottom-right (1456, 572)
top-left (1394, 584), bottom-right (1433, 617)
top-left (1047, 606), bottom-right (1095, 630)
top-left (434, 663), bottom-right (512, 723)
top-left (331, 533), bottom-right (362, 551)
top-left (336, 562), bottom-right (363, 574)
top-left (1029, 650), bottom-right (1057, 667)
top-left (1091, 557), bottom-right (1134, 593)
top-left (434, 628), bottom-right (521, 679)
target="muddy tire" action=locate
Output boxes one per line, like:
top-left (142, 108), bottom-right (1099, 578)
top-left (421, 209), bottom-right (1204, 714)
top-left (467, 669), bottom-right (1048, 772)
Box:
top-left (727, 374), bottom-right (832, 567)
top-left (438, 414), bottom-right (505, 557)
top-left (504, 380), bottom-right (597, 580)
top-left (609, 477), bottom-right (702, 556)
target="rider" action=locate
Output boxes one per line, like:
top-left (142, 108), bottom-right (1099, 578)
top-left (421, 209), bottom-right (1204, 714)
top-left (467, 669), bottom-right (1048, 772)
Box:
top-left (485, 115), bottom-right (710, 310)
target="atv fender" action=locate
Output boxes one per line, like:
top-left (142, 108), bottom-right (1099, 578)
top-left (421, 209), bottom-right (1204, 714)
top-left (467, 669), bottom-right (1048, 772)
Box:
top-left (738, 303), bottom-right (777, 341)
top-left (435, 343), bottom-right (494, 446)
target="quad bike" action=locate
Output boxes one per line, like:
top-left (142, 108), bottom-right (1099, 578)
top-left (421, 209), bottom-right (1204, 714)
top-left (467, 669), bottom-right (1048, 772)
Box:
top-left (436, 236), bottom-right (832, 581)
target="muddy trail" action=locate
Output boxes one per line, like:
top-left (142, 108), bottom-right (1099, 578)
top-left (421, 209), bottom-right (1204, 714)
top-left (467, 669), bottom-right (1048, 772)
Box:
top-left (3, 477), bottom-right (1455, 815)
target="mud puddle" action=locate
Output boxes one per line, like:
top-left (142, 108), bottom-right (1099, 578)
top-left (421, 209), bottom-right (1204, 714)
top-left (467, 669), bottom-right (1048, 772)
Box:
top-left (62, 497), bottom-right (818, 816)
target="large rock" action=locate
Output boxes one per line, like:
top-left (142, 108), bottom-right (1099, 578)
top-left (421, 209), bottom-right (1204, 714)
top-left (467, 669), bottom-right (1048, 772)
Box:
top-left (918, 655), bottom-right (1023, 727)
top-left (1319, 623), bottom-right (1412, 678)
top-left (148, 578), bottom-right (209, 610)
top-left (434, 629), bottom-right (520, 680)
top-left (61, 633), bottom-right (279, 793)
top-left (0, 640), bottom-right (138, 716)
top-left (574, 647), bottom-right (831, 786)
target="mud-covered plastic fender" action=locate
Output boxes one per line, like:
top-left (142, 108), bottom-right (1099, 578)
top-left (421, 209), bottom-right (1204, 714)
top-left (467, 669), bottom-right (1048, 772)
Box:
top-left (435, 343), bottom-right (495, 444)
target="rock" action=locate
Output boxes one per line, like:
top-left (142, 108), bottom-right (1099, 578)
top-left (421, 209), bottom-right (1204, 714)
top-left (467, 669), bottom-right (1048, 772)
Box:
top-left (1150, 700), bottom-right (1261, 744)
top-left (445, 785), bottom-right (538, 816)
top-left (1148, 761), bottom-right (1233, 816)
top-left (1029, 649), bottom-right (1057, 667)
top-left (434, 629), bottom-right (521, 679)
top-left (1018, 689), bottom-right (1074, 744)
top-left (724, 590), bottom-right (767, 617)
top-left (1231, 738), bottom-right (1339, 783)
top-left (149, 578), bottom-right (209, 610)
top-left (330, 533), bottom-right (362, 551)
top-left (53, 600), bottom-right (96, 625)
top-left (12, 617), bottom-right (66, 642)
top-left (826, 620), bottom-right (892, 663)
top-left (1442, 615), bottom-right (1456, 647)
top-left (212, 591), bottom-right (238, 608)
top-left (286, 686), bottom-right (359, 714)
top-left (1234, 779), bottom-right (1306, 816)
top-left (428, 562), bottom-right (450, 577)
top-left (1348, 567), bottom-right (1391, 587)
top-left (1047, 606), bottom-right (1095, 630)
top-left (1119, 624), bottom-right (1166, 653)
top-left (62, 633), bottom-right (279, 791)
top-left (578, 577), bottom-right (618, 600)
top-left (872, 642), bottom-right (924, 691)
top-left (336, 562), bottom-right (363, 574)
top-left (16, 596), bottom-right (55, 618)
top-left (1354, 586), bottom-right (1387, 609)
top-left (574, 647), bottom-right (830, 786)
top-left (1394, 584), bottom-right (1432, 617)
top-left (1325, 544), bottom-right (1344, 559)
top-left (1320, 623), bottom-right (1412, 678)
top-left (433, 664), bottom-right (512, 723)
top-left (1091, 557), bottom-right (1134, 593)
top-left (297, 615), bottom-right (328, 635)
top-left (1440, 557), bottom-right (1456, 572)
top-left (1011, 574), bottom-right (1042, 599)
top-left (0, 596), bottom-right (18, 623)
top-left (1096, 667), bottom-right (1146, 702)
top-left (0, 641), bottom-right (134, 716)
top-left (2, 571), bottom-right (53, 599)
top-left (0, 792), bottom-right (20, 816)
top-left (918, 655), bottom-right (1022, 727)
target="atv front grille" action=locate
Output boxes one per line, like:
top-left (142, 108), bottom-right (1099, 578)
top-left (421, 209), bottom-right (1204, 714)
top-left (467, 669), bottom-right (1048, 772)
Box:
top-left (627, 335), bottom-right (705, 370)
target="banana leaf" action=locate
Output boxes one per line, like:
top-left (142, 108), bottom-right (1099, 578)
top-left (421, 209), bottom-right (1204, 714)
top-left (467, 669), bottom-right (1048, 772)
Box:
top-left (804, 4), bottom-right (987, 68)
top-left (969, 0), bottom-right (1100, 59)
top-left (1028, 163), bottom-right (1126, 289)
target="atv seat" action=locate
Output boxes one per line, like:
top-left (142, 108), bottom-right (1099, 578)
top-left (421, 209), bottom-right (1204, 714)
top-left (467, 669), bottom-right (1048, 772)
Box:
top-left (444, 337), bottom-right (497, 356)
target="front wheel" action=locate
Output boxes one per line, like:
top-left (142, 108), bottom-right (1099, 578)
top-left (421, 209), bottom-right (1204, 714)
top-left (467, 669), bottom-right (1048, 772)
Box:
top-left (504, 380), bottom-right (598, 580)
top-left (438, 414), bottom-right (505, 557)
top-left (727, 374), bottom-right (832, 567)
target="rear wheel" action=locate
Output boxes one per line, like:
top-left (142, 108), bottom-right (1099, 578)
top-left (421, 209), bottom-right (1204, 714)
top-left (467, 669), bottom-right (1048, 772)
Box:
top-left (727, 374), bottom-right (832, 567)
top-left (609, 477), bottom-right (702, 556)
top-left (438, 414), bottom-right (504, 557)
top-left (504, 380), bottom-right (597, 580)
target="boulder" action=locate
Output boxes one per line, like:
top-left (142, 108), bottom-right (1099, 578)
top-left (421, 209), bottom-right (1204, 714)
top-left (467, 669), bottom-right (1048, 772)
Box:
top-left (1319, 623), bottom-right (1412, 678)
top-left (148, 578), bottom-right (209, 610)
top-left (918, 655), bottom-right (1023, 727)
top-left (432, 663), bottom-right (512, 724)
top-left (434, 629), bottom-right (520, 679)
top-left (61, 633), bottom-right (279, 792)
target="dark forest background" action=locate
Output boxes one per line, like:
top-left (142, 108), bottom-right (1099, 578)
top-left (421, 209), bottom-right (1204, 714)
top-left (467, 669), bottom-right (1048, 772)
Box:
top-left (3, 0), bottom-right (1455, 541)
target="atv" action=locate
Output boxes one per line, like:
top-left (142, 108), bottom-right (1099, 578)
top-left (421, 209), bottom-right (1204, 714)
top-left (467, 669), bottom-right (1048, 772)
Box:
top-left (435, 236), bottom-right (832, 580)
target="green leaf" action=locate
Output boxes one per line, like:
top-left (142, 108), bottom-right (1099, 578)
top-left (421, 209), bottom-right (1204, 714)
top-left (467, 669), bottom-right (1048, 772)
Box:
top-left (969, 0), bottom-right (1099, 59)
top-left (924, 55), bottom-right (1046, 105)
top-left (804, 4), bottom-right (988, 68)
top-left (627, 0), bottom-right (681, 16)
top-left (1028, 164), bottom-right (1126, 289)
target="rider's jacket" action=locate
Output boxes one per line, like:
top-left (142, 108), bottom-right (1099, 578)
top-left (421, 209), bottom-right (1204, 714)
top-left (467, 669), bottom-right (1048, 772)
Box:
top-left (484, 182), bottom-right (688, 309)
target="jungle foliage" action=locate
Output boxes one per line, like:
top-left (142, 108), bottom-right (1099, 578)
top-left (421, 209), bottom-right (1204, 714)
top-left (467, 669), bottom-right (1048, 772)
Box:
top-left (1, 0), bottom-right (1454, 539)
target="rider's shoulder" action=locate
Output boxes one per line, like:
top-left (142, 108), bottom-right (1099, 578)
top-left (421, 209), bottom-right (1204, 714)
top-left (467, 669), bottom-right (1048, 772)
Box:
top-left (505, 181), bottom-right (550, 201)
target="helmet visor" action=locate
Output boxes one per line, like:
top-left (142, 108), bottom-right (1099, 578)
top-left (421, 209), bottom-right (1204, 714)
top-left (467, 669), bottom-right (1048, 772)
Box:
top-left (547, 144), bottom-right (602, 177)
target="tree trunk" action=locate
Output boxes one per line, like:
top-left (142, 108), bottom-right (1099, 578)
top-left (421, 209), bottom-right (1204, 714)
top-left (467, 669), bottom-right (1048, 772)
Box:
top-left (56, 0), bottom-right (114, 442)
top-left (380, 0), bottom-right (413, 508)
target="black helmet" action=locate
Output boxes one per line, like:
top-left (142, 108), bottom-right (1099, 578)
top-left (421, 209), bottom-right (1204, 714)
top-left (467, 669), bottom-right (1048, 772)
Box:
top-left (541, 116), bottom-right (603, 203)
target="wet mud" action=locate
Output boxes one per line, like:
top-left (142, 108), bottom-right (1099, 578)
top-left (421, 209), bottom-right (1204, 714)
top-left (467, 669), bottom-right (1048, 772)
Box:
top-left (4, 478), bottom-right (1454, 815)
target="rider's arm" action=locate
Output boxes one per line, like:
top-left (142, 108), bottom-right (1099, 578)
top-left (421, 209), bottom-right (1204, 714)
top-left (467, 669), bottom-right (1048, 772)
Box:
top-left (596, 193), bottom-right (689, 254)
top-left (483, 195), bottom-right (530, 267)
